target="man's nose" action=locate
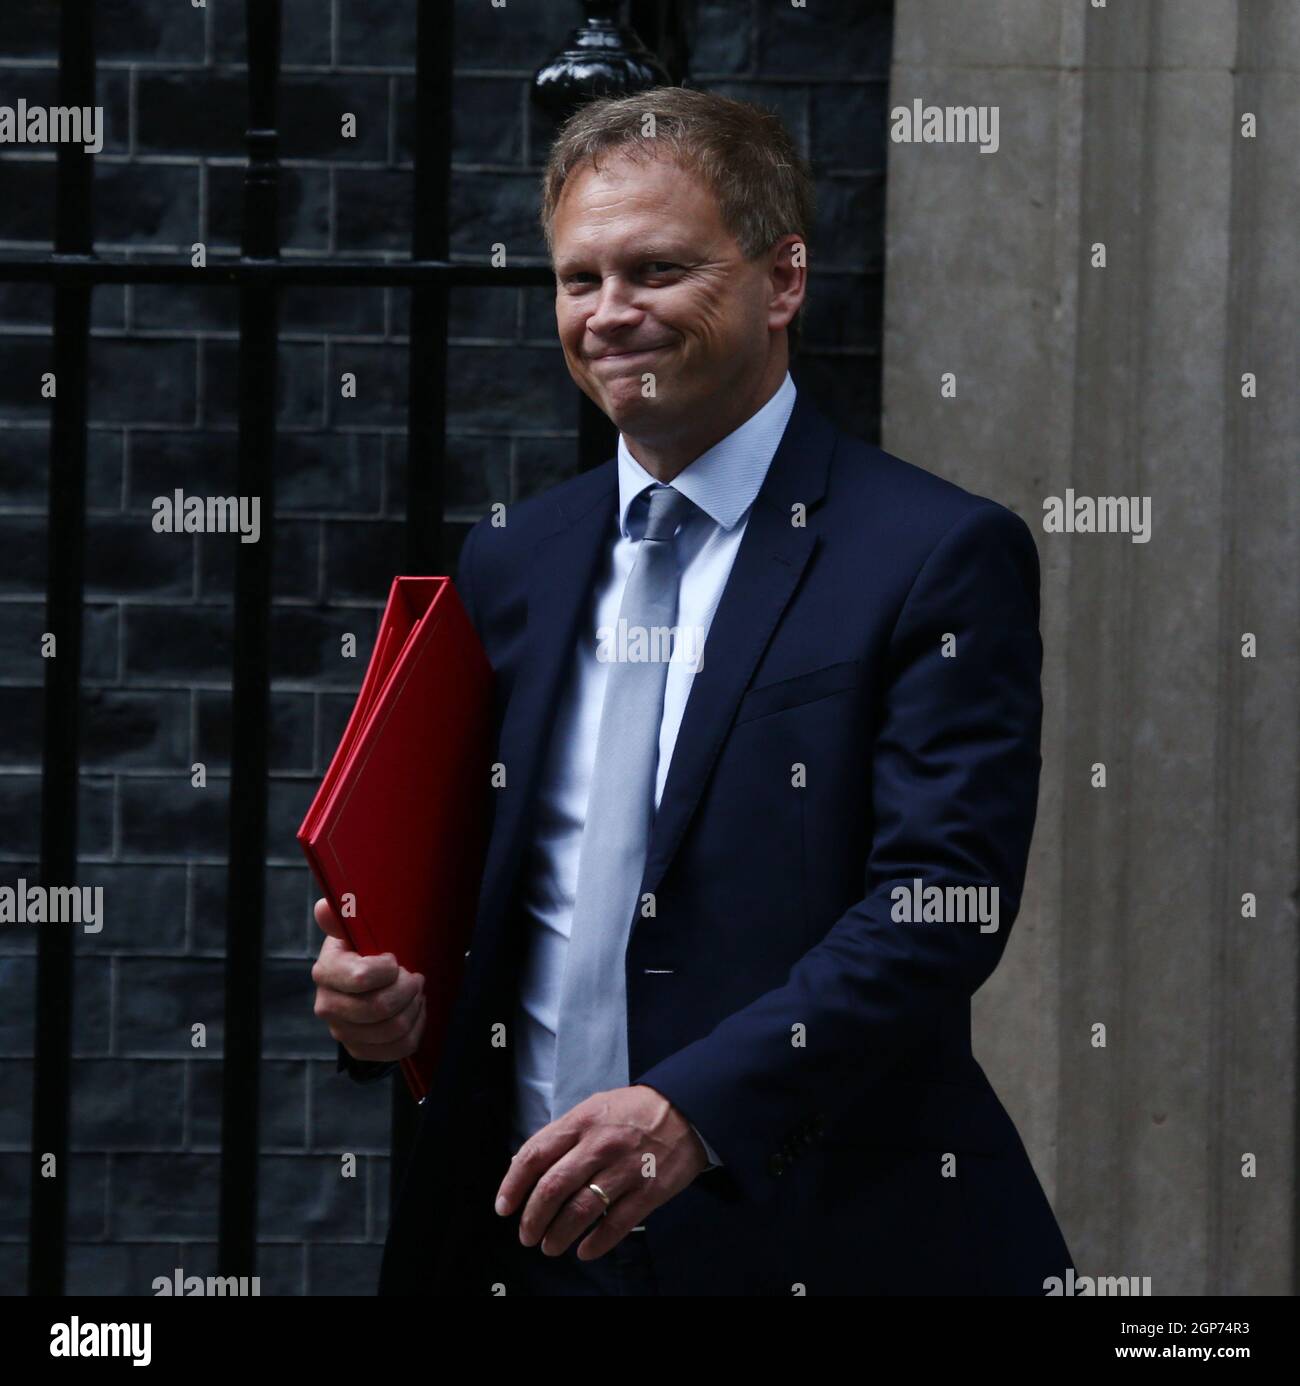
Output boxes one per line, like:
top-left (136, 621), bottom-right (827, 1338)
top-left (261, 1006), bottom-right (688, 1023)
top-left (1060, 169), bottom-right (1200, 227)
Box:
top-left (585, 277), bottom-right (643, 337)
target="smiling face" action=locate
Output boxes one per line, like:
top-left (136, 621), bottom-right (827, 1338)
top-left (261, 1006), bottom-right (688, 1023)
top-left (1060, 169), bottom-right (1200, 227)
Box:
top-left (550, 149), bottom-right (801, 463)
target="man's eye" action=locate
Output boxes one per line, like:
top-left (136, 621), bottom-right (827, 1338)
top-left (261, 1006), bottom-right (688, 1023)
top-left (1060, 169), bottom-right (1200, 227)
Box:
top-left (645, 262), bottom-right (679, 274)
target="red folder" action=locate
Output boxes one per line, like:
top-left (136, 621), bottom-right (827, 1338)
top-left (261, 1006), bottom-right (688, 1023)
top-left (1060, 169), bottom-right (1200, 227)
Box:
top-left (297, 576), bottom-right (494, 1102)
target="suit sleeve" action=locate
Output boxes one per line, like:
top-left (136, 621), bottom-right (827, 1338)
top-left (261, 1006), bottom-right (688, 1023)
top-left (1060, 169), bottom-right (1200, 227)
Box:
top-left (454, 513), bottom-right (487, 636)
top-left (336, 1045), bottom-right (396, 1085)
top-left (335, 518), bottom-right (489, 1089)
top-left (690, 1122), bottom-right (724, 1170)
top-left (632, 503), bottom-right (1044, 1203)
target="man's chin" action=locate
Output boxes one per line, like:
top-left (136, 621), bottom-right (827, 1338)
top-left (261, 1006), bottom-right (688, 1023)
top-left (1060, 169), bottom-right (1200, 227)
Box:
top-left (591, 383), bottom-right (669, 435)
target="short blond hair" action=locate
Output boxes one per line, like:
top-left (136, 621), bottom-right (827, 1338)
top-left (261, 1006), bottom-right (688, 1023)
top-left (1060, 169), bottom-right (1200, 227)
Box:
top-left (540, 87), bottom-right (814, 340)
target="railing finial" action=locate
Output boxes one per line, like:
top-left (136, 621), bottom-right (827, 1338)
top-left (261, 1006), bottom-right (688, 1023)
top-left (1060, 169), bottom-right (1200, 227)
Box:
top-left (532, 0), bottom-right (672, 124)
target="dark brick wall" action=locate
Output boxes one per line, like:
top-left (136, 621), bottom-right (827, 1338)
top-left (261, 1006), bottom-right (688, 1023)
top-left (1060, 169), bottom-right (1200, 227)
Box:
top-left (0, 0), bottom-right (892, 1294)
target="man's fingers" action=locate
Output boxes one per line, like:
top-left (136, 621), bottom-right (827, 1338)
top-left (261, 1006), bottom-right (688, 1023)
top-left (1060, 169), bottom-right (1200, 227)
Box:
top-left (311, 935), bottom-right (401, 995)
top-left (309, 898), bottom-right (427, 1064)
top-left (492, 1089), bottom-right (706, 1265)
top-left (326, 992), bottom-right (424, 1049)
top-left (495, 1124), bottom-right (581, 1219)
top-left (575, 1193), bottom-right (655, 1262)
top-left (538, 1165), bottom-right (637, 1257)
top-left (334, 993), bottom-right (426, 1060)
top-left (316, 963), bottom-right (424, 1025)
top-left (515, 1135), bottom-right (619, 1248)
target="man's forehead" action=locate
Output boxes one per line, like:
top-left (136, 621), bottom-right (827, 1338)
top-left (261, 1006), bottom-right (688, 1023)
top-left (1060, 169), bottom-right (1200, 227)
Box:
top-left (556, 150), bottom-right (715, 219)
top-left (551, 153), bottom-right (729, 263)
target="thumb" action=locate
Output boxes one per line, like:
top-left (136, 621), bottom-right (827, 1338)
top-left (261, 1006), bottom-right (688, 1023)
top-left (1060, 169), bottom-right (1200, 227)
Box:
top-left (313, 896), bottom-right (350, 943)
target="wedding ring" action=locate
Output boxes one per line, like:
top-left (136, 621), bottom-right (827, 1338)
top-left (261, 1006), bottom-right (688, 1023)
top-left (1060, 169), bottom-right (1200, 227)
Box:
top-left (587, 1181), bottom-right (611, 1212)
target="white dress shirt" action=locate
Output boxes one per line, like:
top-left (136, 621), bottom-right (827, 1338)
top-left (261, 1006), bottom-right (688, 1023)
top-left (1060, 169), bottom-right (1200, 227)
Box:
top-left (509, 371), bottom-right (799, 1164)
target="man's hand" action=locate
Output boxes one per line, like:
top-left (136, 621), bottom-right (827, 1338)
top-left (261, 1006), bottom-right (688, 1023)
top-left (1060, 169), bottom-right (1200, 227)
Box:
top-left (310, 897), bottom-right (426, 1062)
top-left (494, 1085), bottom-right (710, 1261)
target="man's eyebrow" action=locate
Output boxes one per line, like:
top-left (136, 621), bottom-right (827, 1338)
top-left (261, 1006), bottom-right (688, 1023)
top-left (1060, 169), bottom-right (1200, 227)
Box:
top-left (554, 246), bottom-right (696, 276)
top-left (627, 245), bottom-right (693, 260)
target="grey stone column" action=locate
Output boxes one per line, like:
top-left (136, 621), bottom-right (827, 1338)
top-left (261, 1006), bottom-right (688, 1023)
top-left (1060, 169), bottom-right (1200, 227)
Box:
top-left (881, 0), bottom-right (1298, 1294)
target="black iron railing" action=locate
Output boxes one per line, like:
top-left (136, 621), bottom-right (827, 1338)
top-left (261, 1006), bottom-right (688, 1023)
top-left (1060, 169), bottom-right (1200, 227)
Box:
top-left (7, 0), bottom-right (683, 1295)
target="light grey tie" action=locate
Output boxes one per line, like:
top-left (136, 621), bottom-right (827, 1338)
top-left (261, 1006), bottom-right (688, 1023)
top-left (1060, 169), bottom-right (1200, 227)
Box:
top-left (550, 484), bottom-right (697, 1120)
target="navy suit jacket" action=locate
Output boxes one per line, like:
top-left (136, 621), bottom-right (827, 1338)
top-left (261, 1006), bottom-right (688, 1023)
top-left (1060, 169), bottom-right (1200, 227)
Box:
top-left (346, 391), bottom-right (1074, 1295)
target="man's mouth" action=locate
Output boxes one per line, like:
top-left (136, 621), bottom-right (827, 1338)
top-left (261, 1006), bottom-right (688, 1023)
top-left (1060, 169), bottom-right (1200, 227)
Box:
top-left (590, 345), bottom-right (670, 363)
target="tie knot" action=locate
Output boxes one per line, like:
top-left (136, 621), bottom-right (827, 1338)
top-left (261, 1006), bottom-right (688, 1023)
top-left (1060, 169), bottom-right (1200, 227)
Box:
top-left (641, 485), bottom-right (694, 543)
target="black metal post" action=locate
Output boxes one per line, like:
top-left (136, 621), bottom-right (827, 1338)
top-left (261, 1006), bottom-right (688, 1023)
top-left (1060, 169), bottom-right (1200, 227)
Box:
top-left (386, 0), bottom-right (457, 1210)
top-left (28, 0), bottom-right (96, 1300)
top-left (218, 0), bottom-right (281, 1279)
top-left (629, 0), bottom-right (691, 86)
top-left (406, 0), bottom-right (453, 577)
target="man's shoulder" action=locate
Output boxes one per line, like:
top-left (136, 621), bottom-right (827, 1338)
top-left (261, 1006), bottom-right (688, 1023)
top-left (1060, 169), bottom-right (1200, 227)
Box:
top-left (456, 461), bottom-right (617, 604)
top-left (461, 460), bottom-right (616, 559)
top-left (828, 428), bottom-right (1027, 536)
top-left (817, 423), bottom-right (1038, 569)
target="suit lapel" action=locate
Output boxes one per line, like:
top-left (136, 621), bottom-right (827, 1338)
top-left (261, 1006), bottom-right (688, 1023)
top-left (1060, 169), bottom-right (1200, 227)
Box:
top-left (472, 392), bottom-right (837, 974)
top-left (471, 470), bottom-right (617, 964)
top-left (638, 392), bottom-right (836, 902)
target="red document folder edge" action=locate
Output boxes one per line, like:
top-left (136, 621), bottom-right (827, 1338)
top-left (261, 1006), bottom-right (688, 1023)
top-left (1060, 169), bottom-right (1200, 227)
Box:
top-left (297, 576), bottom-right (493, 1102)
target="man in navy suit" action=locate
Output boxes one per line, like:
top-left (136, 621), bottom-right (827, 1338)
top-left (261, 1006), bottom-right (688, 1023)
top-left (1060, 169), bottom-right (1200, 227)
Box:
top-left (311, 88), bottom-right (1073, 1295)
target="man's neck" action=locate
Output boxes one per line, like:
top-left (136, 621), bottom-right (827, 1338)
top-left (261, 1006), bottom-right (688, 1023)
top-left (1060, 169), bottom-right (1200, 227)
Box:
top-left (622, 363), bottom-right (789, 483)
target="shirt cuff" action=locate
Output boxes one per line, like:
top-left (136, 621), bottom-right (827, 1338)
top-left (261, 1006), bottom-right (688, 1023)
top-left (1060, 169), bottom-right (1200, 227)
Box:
top-left (690, 1121), bottom-right (724, 1169)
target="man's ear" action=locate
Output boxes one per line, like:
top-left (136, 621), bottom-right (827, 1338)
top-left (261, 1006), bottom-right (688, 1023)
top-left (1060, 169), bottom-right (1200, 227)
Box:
top-left (768, 233), bottom-right (808, 349)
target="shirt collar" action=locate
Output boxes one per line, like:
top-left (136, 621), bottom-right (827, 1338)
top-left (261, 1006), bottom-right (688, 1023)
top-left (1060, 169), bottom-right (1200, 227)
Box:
top-left (616, 371), bottom-right (797, 539)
